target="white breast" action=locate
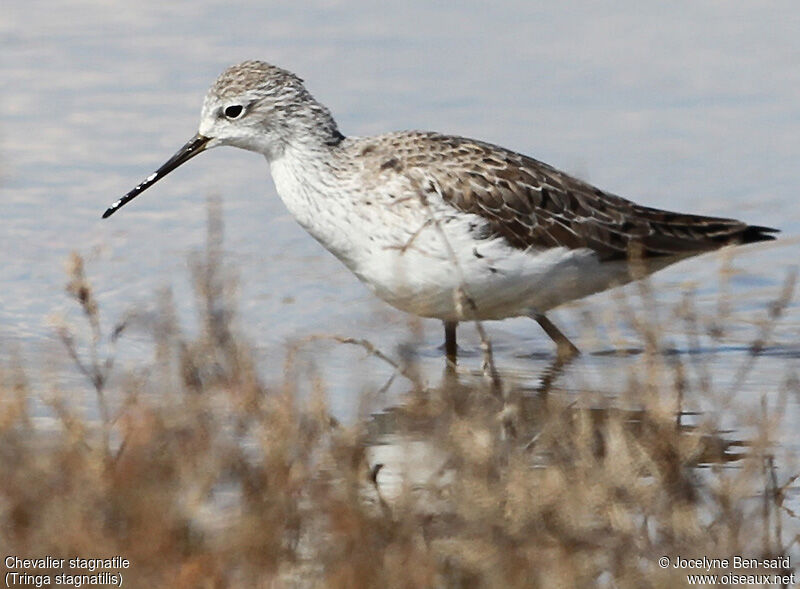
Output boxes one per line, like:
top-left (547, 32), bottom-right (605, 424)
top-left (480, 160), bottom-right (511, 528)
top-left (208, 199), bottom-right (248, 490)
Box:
top-left (269, 152), bottom-right (367, 269)
top-left (268, 151), bottom-right (630, 321)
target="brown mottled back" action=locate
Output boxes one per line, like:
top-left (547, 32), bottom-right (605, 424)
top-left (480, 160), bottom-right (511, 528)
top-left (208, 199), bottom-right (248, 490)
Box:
top-left (368, 132), bottom-right (777, 260)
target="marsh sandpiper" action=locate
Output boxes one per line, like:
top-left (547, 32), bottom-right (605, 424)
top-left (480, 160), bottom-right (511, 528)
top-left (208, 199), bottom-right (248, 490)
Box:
top-left (103, 61), bottom-right (778, 361)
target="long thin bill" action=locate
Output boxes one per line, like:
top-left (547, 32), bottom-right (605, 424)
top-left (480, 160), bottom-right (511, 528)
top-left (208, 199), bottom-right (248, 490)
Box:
top-left (102, 133), bottom-right (211, 218)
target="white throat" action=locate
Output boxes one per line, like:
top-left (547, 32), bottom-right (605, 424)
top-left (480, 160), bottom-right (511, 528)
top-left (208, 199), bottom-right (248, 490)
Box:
top-left (267, 146), bottom-right (360, 270)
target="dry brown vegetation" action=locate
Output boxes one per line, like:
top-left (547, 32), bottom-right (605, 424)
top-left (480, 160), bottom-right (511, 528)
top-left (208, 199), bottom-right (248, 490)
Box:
top-left (1, 211), bottom-right (797, 588)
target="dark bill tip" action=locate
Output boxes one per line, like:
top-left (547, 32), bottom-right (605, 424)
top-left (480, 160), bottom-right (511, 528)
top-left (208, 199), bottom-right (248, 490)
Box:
top-left (102, 133), bottom-right (211, 219)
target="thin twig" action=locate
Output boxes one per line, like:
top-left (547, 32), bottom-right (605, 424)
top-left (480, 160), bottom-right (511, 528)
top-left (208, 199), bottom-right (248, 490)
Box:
top-left (289, 333), bottom-right (422, 391)
top-left (409, 176), bottom-right (502, 396)
top-left (385, 218), bottom-right (433, 253)
top-left (729, 268), bottom-right (796, 396)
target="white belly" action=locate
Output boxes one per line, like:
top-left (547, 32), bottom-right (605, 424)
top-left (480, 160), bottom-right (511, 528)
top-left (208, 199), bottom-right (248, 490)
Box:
top-left (269, 154), bottom-right (634, 321)
top-left (352, 224), bottom-right (631, 321)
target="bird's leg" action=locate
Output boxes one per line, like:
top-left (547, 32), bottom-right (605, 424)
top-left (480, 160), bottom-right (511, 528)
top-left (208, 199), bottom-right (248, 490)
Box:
top-left (535, 353), bottom-right (577, 396)
top-left (530, 313), bottom-right (580, 360)
top-left (444, 320), bottom-right (458, 364)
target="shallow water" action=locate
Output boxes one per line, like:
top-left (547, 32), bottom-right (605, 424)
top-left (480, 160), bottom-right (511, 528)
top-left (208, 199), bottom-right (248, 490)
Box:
top-left (2, 1), bottom-right (799, 436)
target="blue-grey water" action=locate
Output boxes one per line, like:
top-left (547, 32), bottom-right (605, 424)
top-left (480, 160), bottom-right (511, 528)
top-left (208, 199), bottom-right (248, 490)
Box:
top-left (2, 0), bottom-right (799, 440)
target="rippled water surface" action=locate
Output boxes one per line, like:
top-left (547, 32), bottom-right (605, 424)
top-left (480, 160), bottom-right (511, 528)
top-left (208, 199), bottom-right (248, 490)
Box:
top-left (3, 1), bottom-right (799, 430)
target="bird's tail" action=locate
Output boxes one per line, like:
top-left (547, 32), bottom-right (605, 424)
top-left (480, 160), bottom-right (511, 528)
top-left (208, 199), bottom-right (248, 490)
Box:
top-left (735, 224), bottom-right (780, 245)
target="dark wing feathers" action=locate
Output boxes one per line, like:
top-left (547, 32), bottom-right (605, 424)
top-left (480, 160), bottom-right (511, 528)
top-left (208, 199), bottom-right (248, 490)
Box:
top-left (397, 133), bottom-right (778, 260)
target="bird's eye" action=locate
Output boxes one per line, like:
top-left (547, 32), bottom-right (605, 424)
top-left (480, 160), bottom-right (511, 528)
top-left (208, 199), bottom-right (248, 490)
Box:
top-left (223, 105), bottom-right (244, 119)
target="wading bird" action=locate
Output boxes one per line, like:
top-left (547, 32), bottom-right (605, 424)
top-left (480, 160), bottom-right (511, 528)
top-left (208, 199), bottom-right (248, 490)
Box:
top-left (104, 61), bottom-right (777, 361)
